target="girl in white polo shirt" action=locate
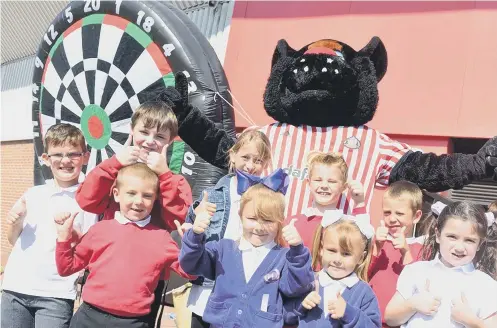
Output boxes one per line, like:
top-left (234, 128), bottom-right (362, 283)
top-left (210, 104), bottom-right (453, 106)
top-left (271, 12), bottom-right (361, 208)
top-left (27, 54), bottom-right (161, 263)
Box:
top-left (385, 201), bottom-right (497, 328)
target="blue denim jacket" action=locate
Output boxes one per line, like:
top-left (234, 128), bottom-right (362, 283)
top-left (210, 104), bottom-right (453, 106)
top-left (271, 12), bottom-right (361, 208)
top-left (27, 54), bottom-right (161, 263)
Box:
top-left (185, 173), bottom-right (233, 286)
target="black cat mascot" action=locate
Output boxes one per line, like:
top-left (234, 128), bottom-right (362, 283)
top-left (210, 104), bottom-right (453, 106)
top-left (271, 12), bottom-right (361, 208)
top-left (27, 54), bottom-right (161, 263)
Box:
top-left (159, 36), bottom-right (497, 215)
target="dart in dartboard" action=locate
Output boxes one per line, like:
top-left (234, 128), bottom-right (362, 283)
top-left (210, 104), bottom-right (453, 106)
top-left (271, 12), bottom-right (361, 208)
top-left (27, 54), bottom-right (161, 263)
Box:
top-left (31, 0), bottom-right (235, 200)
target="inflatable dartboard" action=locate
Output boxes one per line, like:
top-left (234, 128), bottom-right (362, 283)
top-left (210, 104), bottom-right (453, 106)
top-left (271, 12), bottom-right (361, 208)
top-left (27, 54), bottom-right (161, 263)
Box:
top-left (32, 0), bottom-right (235, 199)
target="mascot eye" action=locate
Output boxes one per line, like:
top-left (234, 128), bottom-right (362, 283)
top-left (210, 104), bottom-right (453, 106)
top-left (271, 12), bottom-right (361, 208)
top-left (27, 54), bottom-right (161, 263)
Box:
top-left (335, 51), bottom-right (344, 59)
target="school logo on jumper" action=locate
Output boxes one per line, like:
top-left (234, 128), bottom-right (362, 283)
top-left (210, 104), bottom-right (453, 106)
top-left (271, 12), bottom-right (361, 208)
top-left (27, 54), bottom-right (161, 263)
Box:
top-left (283, 166), bottom-right (309, 180)
top-left (344, 136), bottom-right (361, 149)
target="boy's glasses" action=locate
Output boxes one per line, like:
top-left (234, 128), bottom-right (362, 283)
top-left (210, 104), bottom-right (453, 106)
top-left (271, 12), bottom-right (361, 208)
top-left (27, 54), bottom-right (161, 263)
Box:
top-left (46, 152), bottom-right (86, 161)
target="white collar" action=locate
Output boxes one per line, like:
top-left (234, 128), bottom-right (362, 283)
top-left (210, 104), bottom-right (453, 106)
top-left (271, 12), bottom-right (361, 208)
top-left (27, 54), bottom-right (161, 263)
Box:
top-left (238, 237), bottom-right (276, 252)
top-left (302, 203), bottom-right (339, 217)
top-left (318, 270), bottom-right (359, 288)
top-left (407, 235), bottom-right (426, 245)
top-left (45, 179), bottom-right (79, 193)
top-left (230, 176), bottom-right (241, 202)
top-left (431, 254), bottom-right (475, 274)
top-left (114, 211), bottom-right (151, 227)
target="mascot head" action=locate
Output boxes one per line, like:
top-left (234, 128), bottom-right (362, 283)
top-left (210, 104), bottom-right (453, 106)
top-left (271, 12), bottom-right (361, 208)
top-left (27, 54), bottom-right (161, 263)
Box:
top-left (263, 37), bottom-right (387, 127)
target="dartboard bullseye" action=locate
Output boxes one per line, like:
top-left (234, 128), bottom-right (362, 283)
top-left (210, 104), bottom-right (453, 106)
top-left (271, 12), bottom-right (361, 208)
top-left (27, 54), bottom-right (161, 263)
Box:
top-left (32, 0), bottom-right (234, 200)
top-left (80, 104), bottom-right (111, 150)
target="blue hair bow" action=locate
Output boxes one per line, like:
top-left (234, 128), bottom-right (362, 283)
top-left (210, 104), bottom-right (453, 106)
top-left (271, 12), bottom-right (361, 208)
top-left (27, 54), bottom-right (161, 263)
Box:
top-left (236, 169), bottom-right (289, 195)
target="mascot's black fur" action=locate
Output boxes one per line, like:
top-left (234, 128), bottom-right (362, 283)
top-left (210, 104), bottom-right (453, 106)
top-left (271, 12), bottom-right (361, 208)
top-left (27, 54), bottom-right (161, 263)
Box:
top-left (159, 37), bottom-right (497, 192)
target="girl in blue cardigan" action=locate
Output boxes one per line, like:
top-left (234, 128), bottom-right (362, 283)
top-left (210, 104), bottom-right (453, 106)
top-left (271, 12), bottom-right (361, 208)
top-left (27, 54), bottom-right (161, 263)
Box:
top-left (179, 169), bottom-right (315, 328)
top-left (176, 129), bottom-right (273, 328)
top-left (287, 210), bottom-right (381, 327)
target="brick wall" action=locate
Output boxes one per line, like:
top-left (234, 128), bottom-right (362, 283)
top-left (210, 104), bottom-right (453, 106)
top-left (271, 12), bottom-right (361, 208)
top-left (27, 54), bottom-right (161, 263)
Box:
top-left (1, 141), bottom-right (34, 268)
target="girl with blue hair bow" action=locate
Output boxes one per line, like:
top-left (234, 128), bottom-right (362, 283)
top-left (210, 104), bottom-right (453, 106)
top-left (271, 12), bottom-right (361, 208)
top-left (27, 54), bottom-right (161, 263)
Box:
top-left (179, 168), bottom-right (315, 328)
top-left (175, 129), bottom-right (273, 328)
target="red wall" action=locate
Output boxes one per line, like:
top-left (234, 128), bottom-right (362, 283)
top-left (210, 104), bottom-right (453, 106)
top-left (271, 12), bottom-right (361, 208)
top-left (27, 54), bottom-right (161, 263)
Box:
top-left (223, 1), bottom-right (497, 138)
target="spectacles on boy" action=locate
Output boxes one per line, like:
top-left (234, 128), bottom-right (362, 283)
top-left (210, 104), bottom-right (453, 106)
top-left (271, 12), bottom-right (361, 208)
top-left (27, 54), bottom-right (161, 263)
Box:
top-left (46, 152), bottom-right (86, 161)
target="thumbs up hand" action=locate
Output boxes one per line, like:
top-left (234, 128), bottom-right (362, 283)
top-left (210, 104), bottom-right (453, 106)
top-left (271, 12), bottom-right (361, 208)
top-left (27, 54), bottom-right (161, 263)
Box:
top-left (302, 280), bottom-right (322, 310)
top-left (194, 191), bottom-right (216, 218)
top-left (392, 226), bottom-right (408, 252)
top-left (328, 292), bottom-right (347, 319)
top-left (302, 291), bottom-right (321, 310)
top-left (54, 212), bottom-right (79, 242)
top-left (116, 134), bottom-right (141, 166)
top-left (451, 292), bottom-right (478, 326)
top-left (192, 207), bottom-right (212, 235)
top-left (282, 219), bottom-right (303, 246)
top-left (375, 220), bottom-right (389, 245)
top-left (7, 197), bottom-right (27, 226)
top-left (410, 279), bottom-right (441, 316)
top-left (146, 144), bottom-right (170, 175)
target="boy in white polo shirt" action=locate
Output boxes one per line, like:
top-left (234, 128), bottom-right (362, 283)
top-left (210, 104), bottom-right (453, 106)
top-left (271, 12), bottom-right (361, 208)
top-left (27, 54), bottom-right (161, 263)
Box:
top-left (1, 123), bottom-right (96, 328)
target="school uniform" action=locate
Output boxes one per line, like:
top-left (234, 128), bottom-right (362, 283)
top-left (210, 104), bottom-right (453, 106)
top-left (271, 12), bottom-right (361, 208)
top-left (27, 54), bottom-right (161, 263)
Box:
top-left (286, 271), bottom-right (381, 328)
top-left (185, 174), bottom-right (243, 318)
top-left (179, 229), bottom-right (315, 328)
top-left (1, 180), bottom-right (97, 328)
top-left (55, 213), bottom-right (195, 328)
top-left (396, 256), bottom-right (497, 328)
top-left (368, 238), bottom-right (423, 328)
top-left (284, 207), bottom-right (368, 249)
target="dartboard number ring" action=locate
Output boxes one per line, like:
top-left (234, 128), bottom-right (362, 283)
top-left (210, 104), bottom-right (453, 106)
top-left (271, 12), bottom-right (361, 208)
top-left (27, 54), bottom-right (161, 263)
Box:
top-left (31, 0), bottom-right (202, 179)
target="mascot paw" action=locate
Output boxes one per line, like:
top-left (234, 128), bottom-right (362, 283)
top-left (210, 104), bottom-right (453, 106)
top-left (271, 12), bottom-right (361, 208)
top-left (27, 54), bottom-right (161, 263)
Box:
top-left (478, 136), bottom-right (497, 179)
top-left (160, 72), bottom-right (190, 116)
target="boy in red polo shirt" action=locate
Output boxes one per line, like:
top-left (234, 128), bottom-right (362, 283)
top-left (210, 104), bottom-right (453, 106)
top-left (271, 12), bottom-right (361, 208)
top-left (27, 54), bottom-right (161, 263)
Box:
top-left (368, 180), bottom-right (424, 328)
top-left (76, 101), bottom-right (192, 232)
top-left (55, 163), bottom-right (195, 328)
top-left (76, 102), bottom-right (192, 326)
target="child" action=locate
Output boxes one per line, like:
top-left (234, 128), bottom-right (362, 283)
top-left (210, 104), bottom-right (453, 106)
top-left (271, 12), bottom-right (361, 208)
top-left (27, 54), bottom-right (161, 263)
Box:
top-left (385, 201), bottom-right (497, 327)
top-left (75, 101), bottom-right (192, 326)
top-left (286, 211), bottom-right (380, 327)
top-left (76, 101), bottom-right (192, 231)
top-left (285, 151), bottom-right (367, 248)
top-left (368, 180), bottom-right (424, 328)
top-left (55, 163), bottom-right (195, 328)
top-left (179, 169), bottom-right (315, 328)
top-left (1, 123), bottom-right (94, 328)
top-left (179, 129), bottom-right (272, 328)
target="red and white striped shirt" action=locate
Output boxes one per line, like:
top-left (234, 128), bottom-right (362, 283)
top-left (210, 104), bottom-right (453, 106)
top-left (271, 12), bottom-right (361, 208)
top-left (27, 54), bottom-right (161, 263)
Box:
top-left (258, 123), bottom-right (411, 216)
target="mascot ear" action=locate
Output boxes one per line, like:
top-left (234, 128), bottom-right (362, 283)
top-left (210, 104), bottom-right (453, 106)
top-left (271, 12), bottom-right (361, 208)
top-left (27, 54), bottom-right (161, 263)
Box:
top-left (358, 36), bottom-right (388, 82)
top-left (271, 39), bottom-right (297, 67)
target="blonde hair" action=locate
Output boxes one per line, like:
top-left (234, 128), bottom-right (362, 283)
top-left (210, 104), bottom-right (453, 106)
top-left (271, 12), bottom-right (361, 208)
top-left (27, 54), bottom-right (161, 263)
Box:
top-left (488, 200), bottom-right (497, 212)
top-left (44, 123), bottom-right (87, 153)
top-left (307, 151), bottom-right (348, 182)
top-left (116, 163), bottom-right (159, 193)
top-left (228, 130), bottom-right (272, 172)
top-left (384, 180), bottom-right (423, 213)
top-left (131, 101), bottom-right (178, 139)
top-left (239, 184), bottom-right (285, 245)
top-left (311, 218), bottom-right (372, 282)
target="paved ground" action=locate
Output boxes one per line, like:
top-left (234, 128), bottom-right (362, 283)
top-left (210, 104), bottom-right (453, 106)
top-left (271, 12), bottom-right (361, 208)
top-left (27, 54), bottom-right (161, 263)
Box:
top-left (74, 299), bottom-right (180, 327)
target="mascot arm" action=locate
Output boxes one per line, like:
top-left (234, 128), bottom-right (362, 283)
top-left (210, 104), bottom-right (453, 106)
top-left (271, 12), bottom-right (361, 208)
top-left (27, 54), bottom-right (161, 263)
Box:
top-left (389, 137), bottom-right (497, 192)
top-left (157, 72), bottom-right (235, 171)
top-left (177, 104), bottom-right (235, 171)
